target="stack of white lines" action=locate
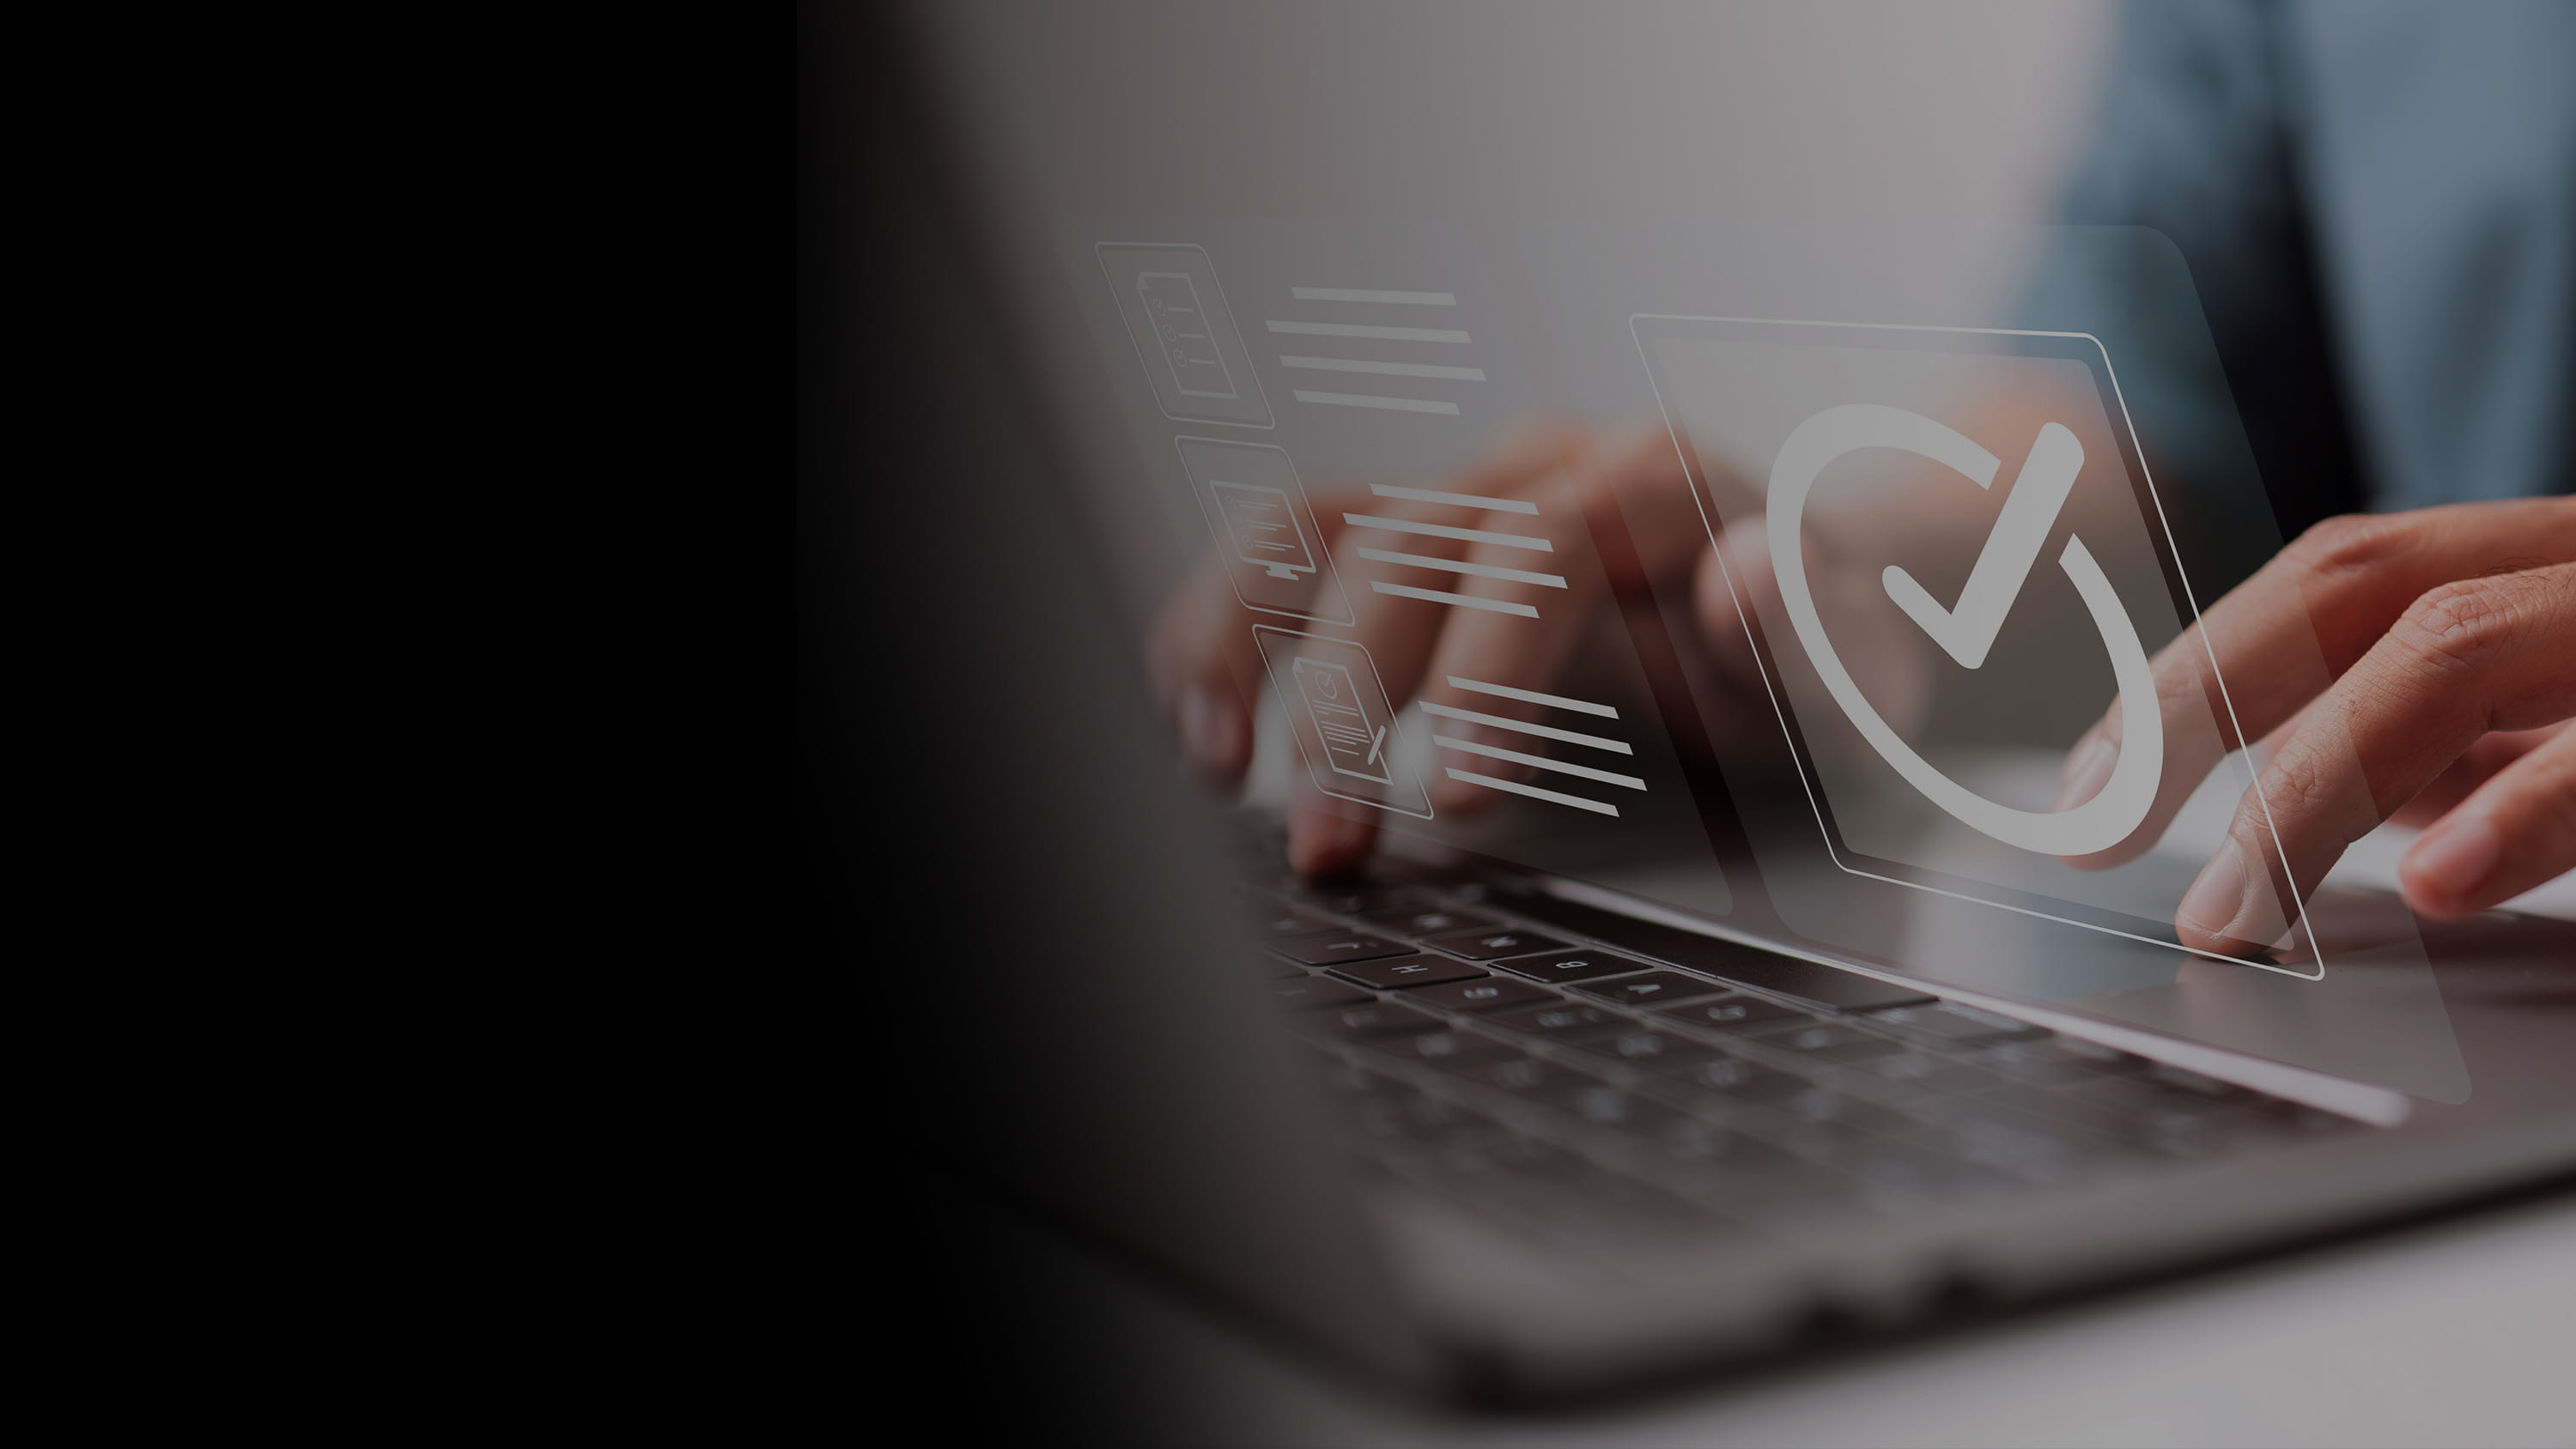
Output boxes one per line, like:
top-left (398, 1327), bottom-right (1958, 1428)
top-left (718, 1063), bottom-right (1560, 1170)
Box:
top-left (1342, 484), bottom-right (1567, 619)
top-left (1427, 676), bottom-right (1647, 817)
top-left (1266, 287), bottom-right (1485, 416)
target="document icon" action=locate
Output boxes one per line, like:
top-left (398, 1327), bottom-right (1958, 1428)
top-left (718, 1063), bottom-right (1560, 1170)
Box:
top-left (1136, 270), bottom-right (1239, 401)
top-left (1176, 437), bottom-right (1354, 625)
top-left (1097, 242), bottom-right (1273, 428)
top-left (1254, 627), bottom-right (1432, 819)
top-left (1292, 658), bottom-right (1390, 783)
top-left (1212, 481), bottom-right (1316, 579)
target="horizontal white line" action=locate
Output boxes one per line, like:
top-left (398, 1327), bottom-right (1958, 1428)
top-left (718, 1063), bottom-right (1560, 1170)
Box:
top-left (1266, 320), bottom-right (1472, 343)
top-left (1290, 287), bottom-right (1457, 306)
top-left (1353, 548), bottom-right (1566, 588)
top-left (1340, 514), bottom-right (1552, 551)
top-left (1368, 483), bottom-right (1534, 512)
top-left (1282, 356), bottom-right (1487, 381)
top-left (1294, 391), bottom-right (1460, 415)
top-left (1433, 736), bottom-right (1646, 789)
top-left (1368, 582), bottom-right (1540, 617)
top-left (1420, 702), bottom-right (1632, 754)
top-left (1444, 675), bottom-right (1618, 718)
top-left (1273, 357), bottom-right (1484, 383)
top-left (1445, 768), bottom-right (1621, 816)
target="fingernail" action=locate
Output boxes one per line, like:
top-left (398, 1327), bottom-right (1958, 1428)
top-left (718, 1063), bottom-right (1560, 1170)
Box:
top-left (1177, 686), bottom-right (1218, 764)
top-left (2054, 734), bottom-right (2117, 812)
top-left (2407, 815), bottom-right (2501, 905)
top-left (2178, 840), bottom-right (2290, 949)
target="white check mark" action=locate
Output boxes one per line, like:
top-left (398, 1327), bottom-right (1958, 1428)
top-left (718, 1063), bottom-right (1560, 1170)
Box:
top-left (1880, 421), bottom-right (2085, 670)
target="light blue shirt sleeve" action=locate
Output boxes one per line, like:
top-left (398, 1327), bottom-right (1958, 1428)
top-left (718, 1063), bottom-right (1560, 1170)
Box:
top-left (2038, 1), bottom-right (2573, 547)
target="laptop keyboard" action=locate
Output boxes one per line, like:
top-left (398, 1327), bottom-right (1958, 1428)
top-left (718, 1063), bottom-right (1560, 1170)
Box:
top-left (1255, 876), bottom-right (2365, 1246)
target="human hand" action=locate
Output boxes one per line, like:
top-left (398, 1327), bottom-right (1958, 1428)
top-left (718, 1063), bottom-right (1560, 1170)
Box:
top-left (2054, 499), bottom-right (2576, 950)
top-left (1147, 418), bottom-right (1940, 876)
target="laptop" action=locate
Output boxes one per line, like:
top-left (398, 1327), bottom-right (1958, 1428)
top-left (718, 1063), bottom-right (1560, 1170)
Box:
top-left (805, 2), bottom-right (2576, 1408)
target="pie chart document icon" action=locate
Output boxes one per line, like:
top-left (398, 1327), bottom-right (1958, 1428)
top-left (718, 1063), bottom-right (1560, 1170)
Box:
top-left (1631, 315), bottom-right (2318, 973)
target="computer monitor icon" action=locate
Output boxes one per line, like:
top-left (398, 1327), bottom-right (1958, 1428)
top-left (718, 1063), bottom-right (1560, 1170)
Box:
top-left (1210, 481), bottom-right (1317, 579)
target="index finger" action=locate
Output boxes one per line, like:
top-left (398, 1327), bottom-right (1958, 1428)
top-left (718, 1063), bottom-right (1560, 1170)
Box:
top-left (2058, 499), bottom-right (2576, 870)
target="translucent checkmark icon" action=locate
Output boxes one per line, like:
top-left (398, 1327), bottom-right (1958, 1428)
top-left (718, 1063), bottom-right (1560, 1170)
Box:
top-left (1766, 403), bottom-right (2160, 858)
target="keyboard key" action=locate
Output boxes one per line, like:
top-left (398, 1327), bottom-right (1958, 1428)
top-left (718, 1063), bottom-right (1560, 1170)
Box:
top-left (1464, 1054), bottom-right (1594, 1095)
top-left (1255, 907), bottom-right (1332, 936)
top-left (1765, 1088), bottom-right (1915, 1136)
top-left (1420, 926), bottom-right (1570, 961)
top-left (1751, 1022), bottom-right (1907, 1062)
top-left (1295, 883), bottom-right (1415, 915)
top-left (1651, 995), bottom-right (1811, 1032)
top-left (1327, 955), bottom-right (1490, 991)
top-left (1859, 1052), bottom-right (2007, 1095)
top-left (1405, 976), bottom-right (1559, 1014)
top-left (1486, 892), bottom-right (1935, 1010)
top-left (1566, 970), bottom-right (1729, 1009)
top-left (1661, 1055), bottom-right (1814, 1105)
top-left (1568, 1027), bottom-right (1727, 1070)
top-left (1311, 1001), bottom-right (1441, 1040)
top-left (1358, 904), bottom-right (1498, 937)
top-left (1271, 930), bottom-right (1413, 966)
top-left (1375, 1028), bottom-right (1525, 1070)
top-left (1487, 950), bottom-right (1655, 986)
top-left (1486, 1000), bottom-right (1625, 1039)
top-left (1537, 1081), bottom-right (1696, 1133)
top-left (1267, 976), bottom-right (1376, 1010)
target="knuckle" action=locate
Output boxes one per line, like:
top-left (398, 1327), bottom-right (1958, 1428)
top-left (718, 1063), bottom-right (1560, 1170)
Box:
top-left (2283, 512), bottom-right (2409, 584)
top-left (2262, 743), bottom-right (2344, 824)
top-left (2396, 578), bottom-right (2524, 670)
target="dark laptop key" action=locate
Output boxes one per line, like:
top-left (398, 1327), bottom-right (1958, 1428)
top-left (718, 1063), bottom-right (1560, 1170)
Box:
top-left (1566, 970), bottom-right (1728, 1009)
top-left (1405, 975), bottom-right (1558, 1014)
top-left (1486, 891), bottom-right (1935, 1010)
top-left (1296, 883), bottom-right (1416, 916)
top-left (1865, 1001), bottom-right (2047, 1048)
top-left (1537, 1080), bottom-right (1697, 1134)
top-left (1376, 1028), bottom-right (1525, 1070)
top-left (1420, 926), bottom-right (1570, 961)
top-left (1255, 907), bottom-right (1333, 936)
top-left (1662, 1055), bottom-right (1814, 1105)
top-left (1487, 950), bottom-right (1655, 986)
top-left (1271, 929), bottom-right (1413, 966)
top-left (1569, 1027), bottom-right (1727, 1070)
top-left (1463, 1054), bottom-right (1594, 1095)
top-left (1486, 1000), bottom-right (1625, 1039)
top-left (1313, 1001), bottom-right (1442, 1040)
top-left (1656, 1119), bottom-right (1803, 1173)
top-left (1767, 1087), bottom-right (1916, 1136)
top-left (1861, 1052), bottom-right (2008, 1096)
top-left (1358, 904), bottom-right (1498, 938)
top-left (1751, 1022), bottom-right (1908, 1063)
top-left (1327, 955), bottom-right (1489, 991)
top-left (1267, 976), bottom-right (1376, 1010)
top-left (1651, 994), bottom-right (1812, 1033)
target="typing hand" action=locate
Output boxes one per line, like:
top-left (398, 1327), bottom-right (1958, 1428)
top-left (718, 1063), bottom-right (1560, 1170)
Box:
top-left (1149, 420), bottom-right (1936, 877)
top-left (2054, 499), bottom-right (2576, 949)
